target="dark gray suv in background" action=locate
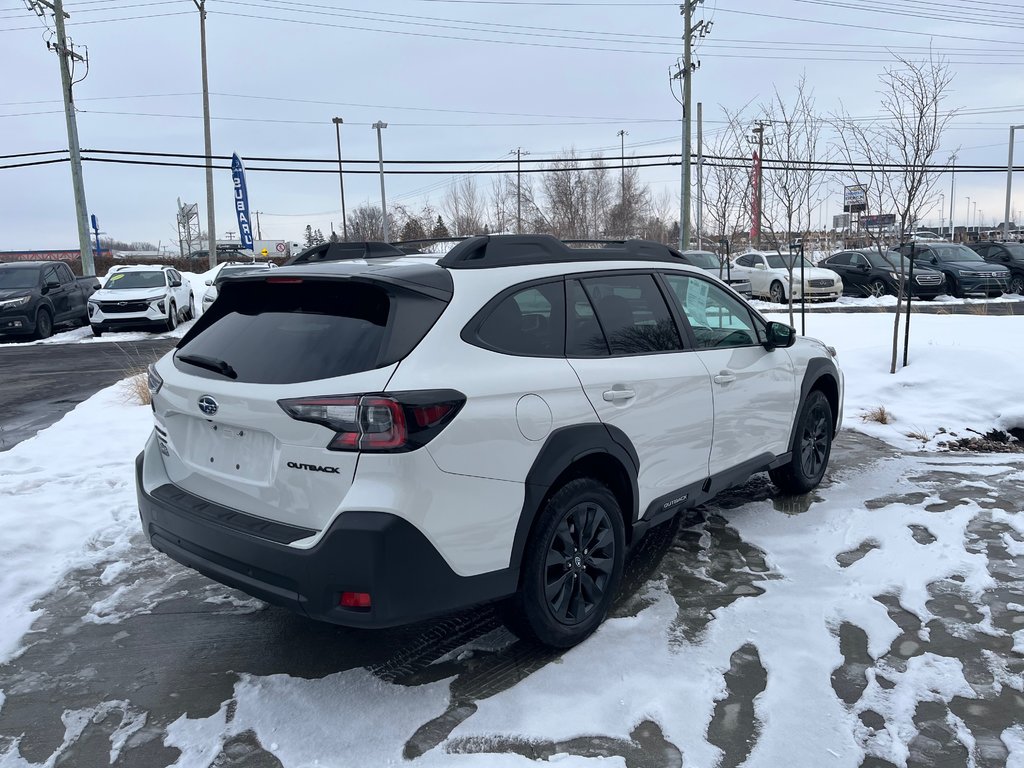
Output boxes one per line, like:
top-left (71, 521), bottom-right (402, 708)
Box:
top-left (895, 243), bottom-right (1009, 298)
top-left (969, 241), bottom-right (1024, 295)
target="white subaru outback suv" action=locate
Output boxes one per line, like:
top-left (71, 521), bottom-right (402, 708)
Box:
top-left (137, 235), bottom-right (843, 648)
top-left (89, 265), bottom-right (194, 336)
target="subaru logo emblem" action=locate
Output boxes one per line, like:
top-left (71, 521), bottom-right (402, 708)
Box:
top-left (117, 301), bottom-right (126, 306)
top-left (197, 395), bottom-right (219, 416)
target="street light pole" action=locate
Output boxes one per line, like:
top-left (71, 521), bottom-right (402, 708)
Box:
top-left (617, 129), bottom-right (627, 238)
top-left (1003, 125), bottom-right (1024, 240)
top-left (332, 117), bottom-right (348, 241)
top-left (372, 121), bottom-right (388, 241)
top-left (192, 0), bottom-right (217, 269)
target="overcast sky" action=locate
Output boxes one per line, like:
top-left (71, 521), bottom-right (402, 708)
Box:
top-left (2, 0), bottom-right (1023, 250)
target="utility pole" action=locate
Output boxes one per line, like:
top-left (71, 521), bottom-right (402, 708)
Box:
top-left (512, 147), bottom-right (529, 234)
top-left (29, 0), bottom-right (94, 275)
top-left (191, 0), bottom-right (217, 269)
top-left (748, 121), bottom-right (771, 249)
top-left (372, 121), bottom-right (389, 241)
top-left (696, 102), bottom-right (703, 250)
top-left (680, 1), bottom-right (694, 249)
top-left (948, 153), bottom-right (957, 240)
top-left (617, 129), bottom-right (628, 237)
top-left (1004, 125), bottom-right (1024, 240)
top-left (332, 117), bottom-right (348, 241)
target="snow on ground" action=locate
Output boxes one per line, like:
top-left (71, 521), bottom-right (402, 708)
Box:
top-left (0, 384), bottom-right (154, 664)
top-left (798, 312), bottom-right (1024, 451)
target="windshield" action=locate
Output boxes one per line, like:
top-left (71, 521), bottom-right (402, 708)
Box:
top-left (0, 268), bottom-right (40, 290)
top-left (928, 245), bottom-right (983, 263)
top-left (765, 254), bottom-right (814, 270)
top-left (214, 265), bottom-right (269, 286)
top-left (684, 251), bottom-right (721, 270)
top-left (104, 271), bottom-right (166, 290)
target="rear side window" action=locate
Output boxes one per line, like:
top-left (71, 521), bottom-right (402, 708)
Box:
top-left (474, 281), bottom-right (565, 357)
top-left (566, 280), bottom-right (609, 357)
top-left (827, 253), bottom-right (850, 266)
top-left (175, 279), bottom-right (446, 384)
top-left (579, 274), bottom-right (683, 355)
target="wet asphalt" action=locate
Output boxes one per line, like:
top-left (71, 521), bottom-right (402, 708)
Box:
top-left (0, 338), bottom-right (176, 451)
top-left (0, 431), bottom-right (1021, 767)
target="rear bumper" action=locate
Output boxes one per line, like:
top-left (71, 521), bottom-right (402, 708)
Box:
top-left (135, 451), bottom-right (516, 628)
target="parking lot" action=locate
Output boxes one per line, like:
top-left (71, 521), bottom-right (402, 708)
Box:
top-left (0, 306), bottom-right (1022, 767)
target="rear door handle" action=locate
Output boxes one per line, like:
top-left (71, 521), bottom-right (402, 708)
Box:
top-left (714, 371), bottom-right (736, 385)
top-left (603, 388), bottom-right (636, 402)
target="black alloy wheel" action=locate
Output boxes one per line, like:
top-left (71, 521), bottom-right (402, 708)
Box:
top-left (504, 477), bottom-right (625, 648)
top-left (544, 500), bottom-right (616, 626)
top-left (1009, 275), bottom-right (1024, 296)
top-left (769, 389), bottom-right (833, 495)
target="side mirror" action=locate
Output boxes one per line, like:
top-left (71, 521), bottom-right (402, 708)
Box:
top-left (857, 263), bottom-right (870, 272)
top-left (170, 279), bottom-right (182, 287)
top-left (44, 278), bottom-right (60, 291)
top-left (204, 279), bottom-right (213, 286)
top-left (764, 321), bottom-right (796, 351)
top-left (754, 263), bottom-right (766, 270)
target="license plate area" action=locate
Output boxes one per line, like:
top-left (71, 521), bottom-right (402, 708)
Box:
top-left (178, 416), bottom-right (276, 482)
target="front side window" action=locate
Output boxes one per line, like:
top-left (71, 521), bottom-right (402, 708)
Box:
top-left (579, 274), bottom-right (683, 355)
top-left (663, 274), bottom-right (760, 350)
top-left (737, 254), bottom-right (756, 267)
top-left (475, 281), bottom-right (565, 357)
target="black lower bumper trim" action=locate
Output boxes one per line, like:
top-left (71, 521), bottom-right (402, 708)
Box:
top-left (136, 453), bottom-right (517, 628)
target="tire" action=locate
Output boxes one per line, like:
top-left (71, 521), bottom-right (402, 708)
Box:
top-left (91, 325), bottom-right (103, 337)
top-left (33, 309), bottom-right (53, 340)
top-left (186, 293), bottom-right (195, 320)
top-left (769, 281), bottom-right (786, 304)
top-left (504, 478), bottom-right (626, 648)
top-left (945, 273), bottom-right (961, 298)
top-left (867, 278), bottom-right (889, 298)
top-left (164, 301), bottom-right (177, 332)
top-left (1008, 275), bottom-right (1023, 295)
top-left (769, 389), bottom-right (833, 495)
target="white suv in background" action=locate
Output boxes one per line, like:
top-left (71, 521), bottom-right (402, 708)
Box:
top-left (89, 265), bottom-right (194, 336)
top-left (731, 251), bottom-right (843, 303)
top-left (137, 235), bottom-right (844, 648)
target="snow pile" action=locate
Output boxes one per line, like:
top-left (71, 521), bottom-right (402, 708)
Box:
top-left (802, 313), bottom-right (1024, 450)
top-left (0, 384), bottom-right (153, 663)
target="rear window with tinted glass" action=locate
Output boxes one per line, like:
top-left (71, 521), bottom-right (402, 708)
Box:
top-left (175, 279), bottom-right (444, 384)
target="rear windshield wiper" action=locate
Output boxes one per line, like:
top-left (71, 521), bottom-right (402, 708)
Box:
top-left (177, 353), bottom-right (238, 379)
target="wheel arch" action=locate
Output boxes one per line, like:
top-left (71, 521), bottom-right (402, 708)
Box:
top-left (510, 424), bottom-right (639, 581)
top-left (787, 359), bottom-right (841, 452)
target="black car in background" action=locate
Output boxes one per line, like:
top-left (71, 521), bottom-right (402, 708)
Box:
top-left (0, 261), bottom-right (99, 339)
top-left (894, 242), bottom-right (1009, 298)
top-left (969, 241), bottom-right (1024, 295)
top-left (820, 249), bottom-right (945, 299)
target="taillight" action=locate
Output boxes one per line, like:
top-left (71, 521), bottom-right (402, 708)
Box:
top-left (278, 390), bottom-right (464, 452)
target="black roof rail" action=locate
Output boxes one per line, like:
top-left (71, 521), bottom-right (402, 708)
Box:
top-left (436, 234), bottom-right (684, 269)
top-left (284, 240), bottom-right (405, 266)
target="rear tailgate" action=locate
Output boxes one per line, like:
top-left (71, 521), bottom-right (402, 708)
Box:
top-left (152, 271), bottom-right (449, 533)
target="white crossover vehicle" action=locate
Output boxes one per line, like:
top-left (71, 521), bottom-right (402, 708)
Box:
top-left (731, 251), bottom-right (843, 303)
top-left (138, 235), bottom-right (844, 648)
top-left (89, 265), bottom-right (193, 336)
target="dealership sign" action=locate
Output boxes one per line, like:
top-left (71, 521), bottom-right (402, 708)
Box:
top-left (843, 185), bottom-right (868, 213)
top-left (231, 153), bottom-right (254, 251)
top-left (862, 213), bottom-right (896, 228)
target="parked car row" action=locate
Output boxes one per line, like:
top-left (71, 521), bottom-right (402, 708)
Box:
top-left (88, 265), bottom-right (195, 336)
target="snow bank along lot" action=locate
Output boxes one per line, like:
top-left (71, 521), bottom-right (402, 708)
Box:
top-left (0, 311), bottom-right (1023, 766)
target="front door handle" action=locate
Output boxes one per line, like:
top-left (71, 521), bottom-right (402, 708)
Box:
top-left (603, 388), bottom-right (636, 402)
top-left (714, 371), bottom-right (736, 385)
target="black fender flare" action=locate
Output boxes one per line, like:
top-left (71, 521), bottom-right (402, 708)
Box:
top-left (786, 358), bottom-right (841, 453)
top-left (508, 423), bottom-right (639, 578)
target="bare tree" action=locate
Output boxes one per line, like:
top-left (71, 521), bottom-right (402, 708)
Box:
top-left (834, 51), bottom-right (956, 373)
top-left (759, 76), bottom-right (829, 327)
top-left (346, 204), bottom-right (384, 241)
top-left (702, 106), bottom-right (752, 245)
top-left (443, 176), bottom-right (486, 236)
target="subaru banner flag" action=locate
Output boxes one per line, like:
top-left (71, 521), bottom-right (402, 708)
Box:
top-left (231, 153), bottom-right (254, 250)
